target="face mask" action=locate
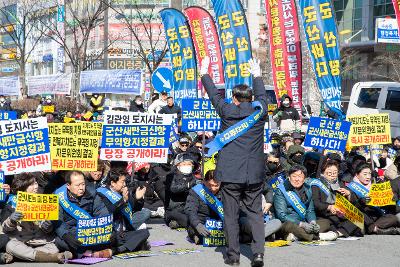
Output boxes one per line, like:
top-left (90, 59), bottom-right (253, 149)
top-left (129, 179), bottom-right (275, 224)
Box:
top-left (46, 99), bottom-right (51, 104)
top-left (0, 98), bottom-right (4, 103)
top-left (135, 101), bottom-right (143, 105)
top-left (178, 165), bottom-right (193, 175)
top-left (291, 155), bottom-right (303, 164)
top-left (282, 101), bottom-right (290, 107)
top-left (267, 163), bottom-right (279, 172)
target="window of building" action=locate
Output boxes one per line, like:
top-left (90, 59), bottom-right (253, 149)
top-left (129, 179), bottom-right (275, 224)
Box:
top-left (385, 89), bottom-right (400, 112)
top-left (357, 88), bottom-right (381, 108)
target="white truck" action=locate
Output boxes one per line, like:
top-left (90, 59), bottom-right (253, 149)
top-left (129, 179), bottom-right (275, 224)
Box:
top-left (346, 81), bottom-right (400, 138)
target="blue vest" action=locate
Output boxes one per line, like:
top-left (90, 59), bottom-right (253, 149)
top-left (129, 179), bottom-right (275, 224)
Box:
top-left (96, 187), bottom-right (135, 228)
top-left (55, 185), bottom-right (91, 220)
top-left (192, 184), bottom-right (224, 220)
top-left (278, 183), bottom-right (307, 220)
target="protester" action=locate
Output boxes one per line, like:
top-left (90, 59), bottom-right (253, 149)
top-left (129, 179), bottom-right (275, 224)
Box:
top-left (159, 96), bottom-right (181, 120)
top-left (85, 159), bottom-right (107, 193)
top-left (148, 92), bottom-right (168, 113)
top-left (281, 145), bottom-right (305, 173)
top-left (0, 96), bottom-right (11, 111)
top-left (2, 173), bottom-right (72, 263)
top-left (129, 95), bottom-right (145, 112)
top-left (272, 94), bottom-right (301, 132)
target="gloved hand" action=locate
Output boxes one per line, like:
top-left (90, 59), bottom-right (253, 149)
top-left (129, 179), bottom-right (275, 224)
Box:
top-left (40, 220), bottom-right (53, 233)
top-left (9, 211), bottom-right (23, 223)
top-left (299, 221), bottom-right (314, 234)
top-left (200, 56), bottom-right (210, 76)
top-left (63, 233), bottom-right (82, 250)
top-left (310, 221), bottom-right (320, 234)
top-left (195, 223), bottom-right (211, 237)
top-left (248, 58), bottom-right (261, 77)
top-left (277, 111), bottom-right (283, 117)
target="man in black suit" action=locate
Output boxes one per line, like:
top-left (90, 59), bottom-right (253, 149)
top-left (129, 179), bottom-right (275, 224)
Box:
top-left (200, 57), bottom-right (267, 267)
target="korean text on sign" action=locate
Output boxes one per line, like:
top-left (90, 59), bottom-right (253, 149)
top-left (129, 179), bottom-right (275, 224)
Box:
top-left (49, 123), bottom-right (102, 171)
top-left (368, 181), bottom-right (396, 207)
top-left (0, 111), bottom-right (17, 121)
top-left (203, 219), bottom-right (226, 247)
top-left (347, 114), bottom-right (391, 146)
top-left (16, 191), bottom-right (59, 221)
top-left (76, 215), bottom-right (113, 246)
top-left (181, 99), bottom-right (221, 132)
top-left (0, 117), bottom-right (51, 175)
top-left (335, 193), bottom-right (364, 231)
top-left (304, 117), bottom-right (351, 152)
top-left (100, 112), bottom-right (173, 163)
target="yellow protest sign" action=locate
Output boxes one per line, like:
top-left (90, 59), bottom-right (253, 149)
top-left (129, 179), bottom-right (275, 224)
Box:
top-left (368, 181), bottom-right (395, 207)
top-left (265, 240), bottom-right (291, 247)
top-left (347, 114), bottom-right (391, 146)
top-left (48, 123), bottom-right (102, 171)
top-left (43, 105), bottom-right (55, 113)
top-left (64, 117), bottom-right (75, 123)
top-left (16, 191), bottom-right (59, 221)
top-left (334, 193), bottom-right (364, 231)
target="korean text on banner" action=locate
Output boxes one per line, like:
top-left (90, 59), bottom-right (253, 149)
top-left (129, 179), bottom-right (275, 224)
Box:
top-left (0, 171), bottom-right (5, 202)
top-left (49, 123), bottom-right (102, 171)
top-left (347, 114), bottom-right (391, 146)
top-left (264, 125), bottom-right (271, 153)
top-left (80, 69), bottom-right (142, 94)
top-left (0, 117), bottom-right (51, 175)
top-left (335, 193), bottom-right (364, 231)
top-left (184, 7), bottom-right (225, 87)
top-left (203, 219), bottom-right (226, 247)
top-left (0, 111), bottom-right (17, 121)
top-left (0, 76), bottom-right (20, 96)
top-left (160, 9), bottom-right (197, 101)
top-left (27, 73), bottom-right (72, 95)
top-left (76, 215), bottom-right (113, 246)
top-left (299, 0), bottom-right (343, 118)
top-left (100, 111), bottom-right (173, 163)
top-left (265, 0), bottom-right (302, 115)
top-left (304, 117), bottom-right (351, 152)
top-left (368, 181), bottom-right (396, 207)
top-left (16, 191), bottom-right (59, 221)
top-left (181, 99), bottom-right (220, 132)
top-left (211, 0), bottom-right (252, 100)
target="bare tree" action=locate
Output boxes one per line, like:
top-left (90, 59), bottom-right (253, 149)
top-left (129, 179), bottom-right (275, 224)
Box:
top-left (0, 0), bottom-right (49, 94)
top-left (365, 52), bottom-right (400, 82)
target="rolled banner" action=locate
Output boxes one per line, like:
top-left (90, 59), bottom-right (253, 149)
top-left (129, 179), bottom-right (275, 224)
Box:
top-left (184, 6), bottom-right (225, 89)
top-left (210, 0), bottom-right (252, 100)
top-left (160, 8), bottom-right (197, 102)
top-left (205, 101), bottom-right (265, 156)
top-left (265, 0), bottom-right (302, 119)
top-left (298, 0), bottom-right (345, 119)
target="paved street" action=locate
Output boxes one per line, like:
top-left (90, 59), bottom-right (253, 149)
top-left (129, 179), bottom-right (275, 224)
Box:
top-left (9, 218), bottom-right (400, 267)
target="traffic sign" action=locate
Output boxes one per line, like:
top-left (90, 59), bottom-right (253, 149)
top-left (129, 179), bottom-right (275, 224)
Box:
top-left (151, 67), bottom-right (173, 93)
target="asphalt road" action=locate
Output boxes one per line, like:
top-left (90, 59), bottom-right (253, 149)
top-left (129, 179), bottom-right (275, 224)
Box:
top-left (9, 218), bottom-right (400, 266)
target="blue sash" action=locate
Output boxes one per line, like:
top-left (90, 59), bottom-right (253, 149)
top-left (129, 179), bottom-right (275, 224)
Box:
top-left (96, 187), bottom-right (135, 228)
top-left (55, 185), bottom-right (91, 220)
top-left (205, 101), bottom-right (265, 156)
top-left (192, 184), bottom-right (224, 220)
top-left (277, 183), bottom-right (307, 220)
top-left (6, 194), bottom-right (16, 209)
top-left (309, 179), bottom-right (331, 197)
top-left (348, 182), bottom-right (369, 198)
top-left (268, 172), bottom-right (286, 190)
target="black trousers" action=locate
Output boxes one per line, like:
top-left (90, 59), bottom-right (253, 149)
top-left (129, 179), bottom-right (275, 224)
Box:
top-left (221, 182), bottom-right (264, 260)
top-left (165, 207), bottom-right (189, 228)
top-left (115, 229), bottom-right (150, 252)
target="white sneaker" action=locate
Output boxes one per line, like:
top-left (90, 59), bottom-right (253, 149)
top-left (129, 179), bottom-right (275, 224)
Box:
top-left (286, 233), bottom-right (298, 242)
top-left (156, 207), bottom-right (165, 218)
top-left (150, 210), bottom-right (159, 218)
top-left (319, 231), bottom-right (338, 241)
top-left (138, 223), bottom-right (147, 230)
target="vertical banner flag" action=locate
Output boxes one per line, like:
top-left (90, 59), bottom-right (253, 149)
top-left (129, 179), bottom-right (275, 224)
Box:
top-left (16, 192), bottom-right (59, 221)
top-left (160, 9), bottom-right (197, 101)
top-left (299, 0), bottom-right (344, 118)
top-left (184, 6), bottom-right (225, 91)
top-left (49, 123), bottom-right (102, 171)
top-left (181, 99), bottom-right (221, 132)
top-left (100, 111), bottom-right (173, 163)
top-left (265, 0), bottom-right (302, 116)
top-left (392, 0), bottom-right (400, 34)
top-left (0, 117), bottom-right (51, 175)
top-left (211, 0), bottom-right (252, 100)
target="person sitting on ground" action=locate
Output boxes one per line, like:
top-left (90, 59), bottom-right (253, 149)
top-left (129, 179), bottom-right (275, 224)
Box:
top-left (2, 173), bottom-right (72, 263)
top-left (93, 169), bottom-right (150, 254)
top-left (274, 165), bottom-right (330, 241)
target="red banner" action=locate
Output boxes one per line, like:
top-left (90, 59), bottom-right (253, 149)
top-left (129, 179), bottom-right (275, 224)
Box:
top-left (184, 6), bottom-right (225, 89)
top-left (392, 1), bottom-right (400, 33)
top-left (265, 1), bottom-right (302, 114)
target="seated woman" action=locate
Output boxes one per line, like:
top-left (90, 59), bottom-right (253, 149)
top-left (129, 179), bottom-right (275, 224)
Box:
top-left (2, 173), bottom-right (72, 263)
top-left (348, 164), bottom-right (400, 235)
top-left (311, 160), bottom-right (362, 238)
top-left (165, 153), bottom-right (197, 229)
top-left (93, 169), bottom-right (150, 254)
top-left (274, 165), bottom-right (330, 241)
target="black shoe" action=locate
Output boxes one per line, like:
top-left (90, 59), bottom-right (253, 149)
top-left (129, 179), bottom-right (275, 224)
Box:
top-left (251, 253), bottom-right (264, 267)
top-left (224, 258), bottom-right (240, 266)
top-left (168, 220), bottom-right (179, 229)
top-left (376, 227), bottom-right (398, 235)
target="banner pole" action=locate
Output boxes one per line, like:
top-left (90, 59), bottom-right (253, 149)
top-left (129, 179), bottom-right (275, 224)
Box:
top-left (370, 145), bottom-right (376, 183)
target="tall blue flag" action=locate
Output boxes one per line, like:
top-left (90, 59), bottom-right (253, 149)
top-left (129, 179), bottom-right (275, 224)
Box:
top-left (211, 0), bottom-right (252, 100)
top-left (299, 0), bottom-right (344, 118)
top-left (160, 8), bottom-right (197, 102)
